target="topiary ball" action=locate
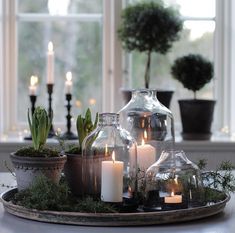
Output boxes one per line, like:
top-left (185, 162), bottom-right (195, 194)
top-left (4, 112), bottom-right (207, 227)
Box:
top-left (171, 54), bottom-right (214, 92)
top-left (118, 1), bottom-right (182, 54)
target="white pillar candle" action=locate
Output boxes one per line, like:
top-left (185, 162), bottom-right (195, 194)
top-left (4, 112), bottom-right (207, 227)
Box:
top-left (47, 41), bottom-right (54, 84)
top-left (101, 151), bottom-right (124, 202)
top-left (164, 192), bottom-right (182, 204)
top-left (137, 139), bottom-right (156, 171)
top-left (65, 71), bottom-right (73, 94)
top-left (28, 75), bottom-right (38, 95)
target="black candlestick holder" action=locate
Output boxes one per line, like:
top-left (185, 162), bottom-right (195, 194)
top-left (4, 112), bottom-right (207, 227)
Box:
top-left (24, 95), bottom-right (37, 140)
top-left (47, 84), bottom-right (55, 138)
top-left (61, 93), bottom-right (78, 140)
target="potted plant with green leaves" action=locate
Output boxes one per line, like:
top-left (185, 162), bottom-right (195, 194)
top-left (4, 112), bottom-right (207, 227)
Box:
top-left (10, 107), bottom-right (67, 190)
top-left (63, 108), bottom-right (98, 196)
top-left (171, 54), bottom-right (215, 140)
top-left (118, 1), bottom-right (182, 107)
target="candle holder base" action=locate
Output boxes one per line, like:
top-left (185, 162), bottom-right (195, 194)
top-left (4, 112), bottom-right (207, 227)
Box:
top-left (24, 135), bottom-right (32, 141)
top-left (47, 129), bottom-right (56, 138)
top-left (60, 131), bottom-right (78, 140)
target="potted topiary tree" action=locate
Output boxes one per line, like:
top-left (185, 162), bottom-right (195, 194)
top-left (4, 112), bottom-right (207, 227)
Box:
top-left (171, 54), bottom-right (215, 140)
top-left (63, 108), bottom-right (98, 196)
top-left (10, 107), bottom-right (67, 190)
top-left (118, 1), bottom-right (182, 107)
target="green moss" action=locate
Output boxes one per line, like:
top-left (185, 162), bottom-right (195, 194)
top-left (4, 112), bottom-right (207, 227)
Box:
top-left (15, 146), bottom-right (59, 158)
top-left (12, 176), bottom-right (117, 213)
top-left (204, 188), bottom-right (227, 203)
top-left (65, 144), bottom-right (81, 154)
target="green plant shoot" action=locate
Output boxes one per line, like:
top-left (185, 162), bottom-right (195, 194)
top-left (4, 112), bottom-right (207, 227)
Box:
top-left (76, 108), bottom-right (98, 151)
top-left (28, 107), bottom-right (52, 151)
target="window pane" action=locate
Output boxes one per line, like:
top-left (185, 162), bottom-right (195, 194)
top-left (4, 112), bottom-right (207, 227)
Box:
top-left (129, 20), bottom-right (214, 128)
top-left (18, 0), bottom-right (103, 14)
top-left (17, 20), bottom-right (102, 122)
top-left (128, 0), bottom-right (215, 18)
top-left (171, 0), bottom-right (215, 18)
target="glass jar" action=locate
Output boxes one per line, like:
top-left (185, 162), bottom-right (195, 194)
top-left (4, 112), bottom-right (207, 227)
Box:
top-left (143, 150), bottom-right (205, 211)
top-left (119, 89), bottom-right (175, 171)
top-left (82, 113), bottom-right (137, 203)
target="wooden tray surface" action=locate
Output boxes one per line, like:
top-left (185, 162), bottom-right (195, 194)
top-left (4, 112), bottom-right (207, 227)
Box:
top-left (0, 188), bottom-right (230, 226)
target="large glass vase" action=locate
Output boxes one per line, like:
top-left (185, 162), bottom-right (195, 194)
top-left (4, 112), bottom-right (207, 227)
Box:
top-left (119, 89), bottom-right (175, 172)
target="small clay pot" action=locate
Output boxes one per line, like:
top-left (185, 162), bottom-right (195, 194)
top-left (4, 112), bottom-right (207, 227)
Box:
top-left (10, 153), bottom-right (67, 191)
top-left (63, 153), bottom-right (83, 196)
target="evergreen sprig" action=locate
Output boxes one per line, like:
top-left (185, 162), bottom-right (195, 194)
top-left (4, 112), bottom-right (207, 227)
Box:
top-left (12, 176), bottom-right (117, 213)
top-left (198, 159), bottom-right (235, 193)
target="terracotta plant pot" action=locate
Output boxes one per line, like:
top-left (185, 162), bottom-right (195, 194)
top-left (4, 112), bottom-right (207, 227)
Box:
top-left (179, 99), bottom-right (216, 140)
top-left (10, 153), bottom-right (67, 191)
top-left (63, 153), bottom-right (83, 197)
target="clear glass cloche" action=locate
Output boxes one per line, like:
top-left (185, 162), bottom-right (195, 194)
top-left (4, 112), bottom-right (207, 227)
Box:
top-left (119, 89), bottom-right (175, 171)
top-left (143, 150), bottom-right (205, 211)
top-left (82, 113), bottom-right (137, 203)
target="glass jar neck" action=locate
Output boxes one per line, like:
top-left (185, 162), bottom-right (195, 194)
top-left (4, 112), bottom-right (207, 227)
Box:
top-left (98, 113), bottom-right (119, 126)
top-left (131, 89), bottom-right (157, 99)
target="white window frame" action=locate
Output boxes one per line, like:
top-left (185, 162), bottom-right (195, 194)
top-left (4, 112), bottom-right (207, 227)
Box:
top-left (0, 0), bottom-right (235, 138)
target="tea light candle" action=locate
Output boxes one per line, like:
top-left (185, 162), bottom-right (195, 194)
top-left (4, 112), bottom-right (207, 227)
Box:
top-left (47, 41), bottom-right (54, 84)
top-left (28, 75), bottom-right (38, 95)
top-left (101, 151), bottom-right (124, 202)
top-left (137, 139), bottom-right (156, 170)
top-left (164, 192), bottom-right (182, 204)
top-left (65, 71), bottom-right (73, 94)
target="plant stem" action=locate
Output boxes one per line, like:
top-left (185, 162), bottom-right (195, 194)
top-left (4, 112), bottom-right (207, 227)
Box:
top-left (144, 50), bottom-right (151, 89)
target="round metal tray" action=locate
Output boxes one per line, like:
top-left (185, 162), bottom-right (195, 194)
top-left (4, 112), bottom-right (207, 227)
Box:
top-left (0, 188), bottom-right (230, 226)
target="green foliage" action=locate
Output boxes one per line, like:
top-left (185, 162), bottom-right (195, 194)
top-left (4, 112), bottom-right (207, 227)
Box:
top-left (14, 176), bottom-right (71, 211)
top-left (118, 1), bottom-right (182, 54)
top-left (171, 54), bottom-right (214, 98)
top-left (76, 108), bottom-right (98, 153)
top-left (28, 107), bottom-right (52, 151)
top-left (118, 1), bottom-right (182, 88)
top-left (15, 146), bottom-right (59, 158)
top-left (13, 176), bottom-right (117, 213)
top-left (198, 160), bottom-right (235, 193)
top-left (204, 187), bottom-right (227, 203)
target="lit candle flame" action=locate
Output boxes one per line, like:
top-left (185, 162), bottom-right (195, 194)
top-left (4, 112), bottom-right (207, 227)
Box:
top-left (174, 177), bottom-right (178, 185)
top-left (171, 191), bottom-right (174, 197)
top-left (105, 144), bottom-right (108, 156)
top-left (144, 130), bottom-right (147, 140)
top-left (30, 75), bottom-right (38, 86)
top-left (141, 138), bottom-right (145, 146)
top-left (112, 151), bottom-right (115, 163)
top-left (66, 71), bottom-right (72, 81)
top-left (48, 41), bottom-right (53, 52)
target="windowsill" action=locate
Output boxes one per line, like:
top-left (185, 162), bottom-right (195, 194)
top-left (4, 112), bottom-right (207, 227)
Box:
top-left (1, 133), bottom-right (235, 172)
top-left (0, 133), bottom-right (235, 151)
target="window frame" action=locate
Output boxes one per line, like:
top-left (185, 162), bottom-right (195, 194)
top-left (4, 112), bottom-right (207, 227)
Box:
top-left (0, 0), bottom-right (235, 138)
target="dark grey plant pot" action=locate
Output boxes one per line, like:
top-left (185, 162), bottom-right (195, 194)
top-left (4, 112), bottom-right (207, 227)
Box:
top-left (179, 99), bottom-right (216, 140)
top-left (63, 153), bottom-right (83, 197)
top-left (121, 88), bottom-right (174, 108)
top-left (10, 153), bottom-right (67, 191)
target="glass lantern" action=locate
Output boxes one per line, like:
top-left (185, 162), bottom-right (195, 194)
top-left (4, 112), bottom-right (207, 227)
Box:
top-left (119, 89), bottom-right (175, 172)
top-left (82, 113), bottom-right (137, 203)
top-left (143, 150), bottom-right (205, 211)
